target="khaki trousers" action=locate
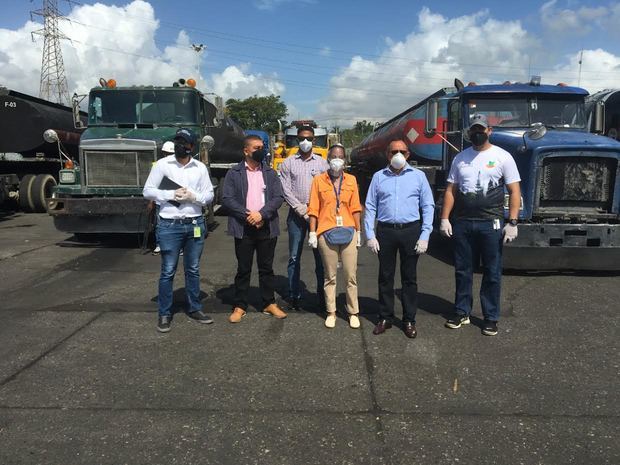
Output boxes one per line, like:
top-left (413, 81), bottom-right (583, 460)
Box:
top-left (318, 234), bottom-right (359, 315)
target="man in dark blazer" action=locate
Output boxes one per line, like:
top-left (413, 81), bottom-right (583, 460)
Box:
top-left (221, 134), bottom-right (287, 323)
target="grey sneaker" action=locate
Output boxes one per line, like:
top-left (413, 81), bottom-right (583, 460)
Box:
top-left (482, 320), bottom-right (498, 336)
top-left (445, 314), bottom-right (470, 329)
top-left (157, 315), bottom-right (171, 333)
top-left (187, 310), bottom-right (213, 324)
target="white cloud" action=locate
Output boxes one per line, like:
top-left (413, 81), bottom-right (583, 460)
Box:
top-left (316, 8), bottom-right (538, 126)
top-left (210, 64), bottom-right (285, 101)
top-left (319, 46), bottom-right (331, 57)
top-left (254, 0), bottom-right (315, 11)
top-left (0, 0), bottom-right (284, 105)
top-left (541, 0), bottom-right (608, 35)
top-left (316, 6), bottom-right (620, 127)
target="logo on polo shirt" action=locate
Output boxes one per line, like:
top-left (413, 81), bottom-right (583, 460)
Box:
top-left (486, 160), bottom-right (496, 168)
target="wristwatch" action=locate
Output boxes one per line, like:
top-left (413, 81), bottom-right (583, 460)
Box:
top-left (508, 218), bottom-right (518, 226)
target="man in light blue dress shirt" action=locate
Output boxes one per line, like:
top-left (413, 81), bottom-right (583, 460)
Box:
top-left (364, 140), bottom-right (435, 338)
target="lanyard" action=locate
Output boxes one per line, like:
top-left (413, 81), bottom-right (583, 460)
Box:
top-left (331, 174), bottom-right (343, 213)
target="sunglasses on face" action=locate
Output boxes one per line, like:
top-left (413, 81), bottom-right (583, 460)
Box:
top-left (390, 150), bottom-right (408, 155)
top-left (297, 137), bottom-right (314, 142)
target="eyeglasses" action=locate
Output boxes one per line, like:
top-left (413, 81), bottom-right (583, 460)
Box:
top-left (297, 137), bottom-right (314, 142)
top-left (390, 150), bottom-right (408, 155)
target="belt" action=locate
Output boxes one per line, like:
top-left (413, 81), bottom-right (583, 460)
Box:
top-left (158, 216), bottom-right (202, 224)
top-left (377, 221), bottom-right (419, 229)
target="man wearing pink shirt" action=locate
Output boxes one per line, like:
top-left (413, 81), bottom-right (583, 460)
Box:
top-left (221, 135), bottom-right (286, 323)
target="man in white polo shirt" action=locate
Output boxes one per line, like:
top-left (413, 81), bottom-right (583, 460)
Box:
top-left (143, 128), bottom-right (214, 333)
top-left (440, 114), bottom-right (521, 336)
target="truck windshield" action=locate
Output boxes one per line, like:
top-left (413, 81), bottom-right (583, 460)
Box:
top-left (88, 89), bottom-right (198, 126)
top-left (466, 96), bottom-right (586, 129)
top-left (285, 134), bottom-right (328, 148)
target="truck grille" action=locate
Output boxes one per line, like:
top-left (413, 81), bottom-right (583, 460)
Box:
top-left (539, 156), bottom-right (617, 211)
top-left (84, 150), bottom-right (155, 187)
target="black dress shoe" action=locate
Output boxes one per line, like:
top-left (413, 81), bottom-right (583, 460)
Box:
top-left (373, 319), bottom-right (392, 335)
top-left (286, 298), bottom-right (301, 311)
top-left (187, 310), bottom-right (214, 324)
top-left (157, 315), bottom-right (171, 333)
top-left (404, 322), bottom-right (417, 339)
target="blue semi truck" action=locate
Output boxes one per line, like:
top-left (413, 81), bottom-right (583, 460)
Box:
top-left (351, 78), bottom-right (620, 270)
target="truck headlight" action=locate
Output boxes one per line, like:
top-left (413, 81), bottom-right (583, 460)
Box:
top-left (59, 170), bottom-right (76, 184)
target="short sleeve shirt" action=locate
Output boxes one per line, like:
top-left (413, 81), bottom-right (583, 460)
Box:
top-left (447, 145), bottom-right (521, 219)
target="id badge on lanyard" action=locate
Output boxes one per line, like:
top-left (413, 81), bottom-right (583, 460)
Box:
top-left (333, 175), bottom-right (344, 227)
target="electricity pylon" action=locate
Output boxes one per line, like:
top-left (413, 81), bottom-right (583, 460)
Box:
top-left (31, 0), bottom-right (70, 105)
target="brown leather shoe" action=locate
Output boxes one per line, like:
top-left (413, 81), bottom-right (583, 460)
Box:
top-left (229, 307), bottom-right (246, 323)
top-left (404, 322), bottom-right (417, 339)
top-left (373, 319), bottom-right (392, 335)
top-left (263, 303), bottom-right (287, 319)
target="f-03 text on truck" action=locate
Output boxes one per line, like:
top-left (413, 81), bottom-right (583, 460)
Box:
top-left (47, 78), bottom-right (244, 234)
top-left (350, 79), bottom-right (620, 270)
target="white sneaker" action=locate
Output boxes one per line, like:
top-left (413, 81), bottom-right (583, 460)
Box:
top-left (349, 314), bottom-right (360, 329)
top-left (325, 313), bottom-right (336, 328)
top-left (152, 245), bottom-right (161, 255)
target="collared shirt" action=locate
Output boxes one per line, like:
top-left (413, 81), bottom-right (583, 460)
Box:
top-left (364, 165), bottom-right (435, 241)
top-left (143, 154), bottom-right (214, 219)
top-left (245, 162), bottom-right (265, 211)
top-left (307, 172), bottom-right (362, 236)
top-left (279, 152), bottom-right (329, 209)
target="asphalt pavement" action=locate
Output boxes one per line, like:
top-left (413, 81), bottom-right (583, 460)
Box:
top-left (0, 209), bottom-right (618, 465)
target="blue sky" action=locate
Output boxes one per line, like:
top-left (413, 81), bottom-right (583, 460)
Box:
top-left (0, 0), bottom-right (616, 126)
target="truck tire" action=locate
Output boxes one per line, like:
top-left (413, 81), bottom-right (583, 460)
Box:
top-left (18, 174), bottom-right (36, 212)
top-left (32, 174), bottom-right (57, 213)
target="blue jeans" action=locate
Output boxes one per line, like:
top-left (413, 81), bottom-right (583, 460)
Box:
top-left (453, 219), bottom-right (503, 321)
top-left (287, 209), bottom-right (324, 300)
top-left (157, 217), bottom-right (206, 317)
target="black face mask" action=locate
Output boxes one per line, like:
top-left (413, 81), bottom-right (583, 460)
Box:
top-left (174, 142), bottom-right (191, 158)
top-left (469, 131), bottom-right (488, 147)
top-left (251, 148), bottom-right (267, 163)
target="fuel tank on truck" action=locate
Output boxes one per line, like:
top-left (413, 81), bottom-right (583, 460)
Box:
top-left (0, 87), bottom-right (86, 158)
top-left (351, 89), bottom-right (450, 173)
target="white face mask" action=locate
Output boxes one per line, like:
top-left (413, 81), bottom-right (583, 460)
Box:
top-left (329, 158), bottom-right (345, 174)
top-left (298, 138), bottom-right (313, 153)
top-left (390, 152), bottom-right (407, 170)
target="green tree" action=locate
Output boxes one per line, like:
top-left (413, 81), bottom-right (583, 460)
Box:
top-left (339, 120), bottom-right (381, 149)
top-left (225, 95), bottom-right (288, 134)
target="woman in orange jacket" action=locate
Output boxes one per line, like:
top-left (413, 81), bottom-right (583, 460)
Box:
top-left (307, 144), bottom-right (362, 328)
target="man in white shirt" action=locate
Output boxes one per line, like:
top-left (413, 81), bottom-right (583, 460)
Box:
top-left (143, 128), bottom-right (215, 333)
top-left (440, 114), bottom-right (521, 336)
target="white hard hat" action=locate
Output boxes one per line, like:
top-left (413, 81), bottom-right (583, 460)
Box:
top-left (162, 141), bottom-right (175, 154)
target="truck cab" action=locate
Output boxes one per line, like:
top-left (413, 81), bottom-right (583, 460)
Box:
top-left (426, 82), bottom-right (620, 269)
top-left (48, 79), bottom-right (243, 234)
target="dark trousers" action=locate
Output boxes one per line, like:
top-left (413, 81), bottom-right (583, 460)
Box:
top-left (377, 222), bottom-right (421, 323)
top-left (233, 224), bottom-right (277, 310)
top-left (453, 219), bottom-right (503, 321)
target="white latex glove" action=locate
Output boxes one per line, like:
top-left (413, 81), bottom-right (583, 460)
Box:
top-left (175, 188), bottom-right (196, 202)
top-left (367, 238), bottom-right (380, 254)
top-left (295, 204), bottom-right (308, 217)
top-left (356, 231), bottom-right (362, 248)
top-left (503, 223), bottom-right (518, 243)
top-left (308, 231), bottom-right (318, 249)
top-left (415, 239), bottom-right (428, 255)
top-left (439, 219), bottom-right (452, 237)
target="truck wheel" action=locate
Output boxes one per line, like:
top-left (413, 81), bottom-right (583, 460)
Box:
top-left (32, 174), bottom-right (57, 213)
top-left (18, 174), bottom-right (36, 212)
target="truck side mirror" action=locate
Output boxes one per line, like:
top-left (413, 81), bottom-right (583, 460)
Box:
top-left (72, 93), bottom-right (85, 129)
top-left (593, 101), bottom-right (605, 134)
top-left (425, 99), bottom-right (438, 134)
top-left (200, 135), bottom-right (215, 164)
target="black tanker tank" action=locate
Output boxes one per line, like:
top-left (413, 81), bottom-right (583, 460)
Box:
top-left (0, 87), bottom-right (86, 158)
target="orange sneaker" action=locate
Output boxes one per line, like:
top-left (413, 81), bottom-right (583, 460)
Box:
top-left (229, 307), bottom-right (246, 323)
top-left (263, 303), bottom-right (287, 319)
